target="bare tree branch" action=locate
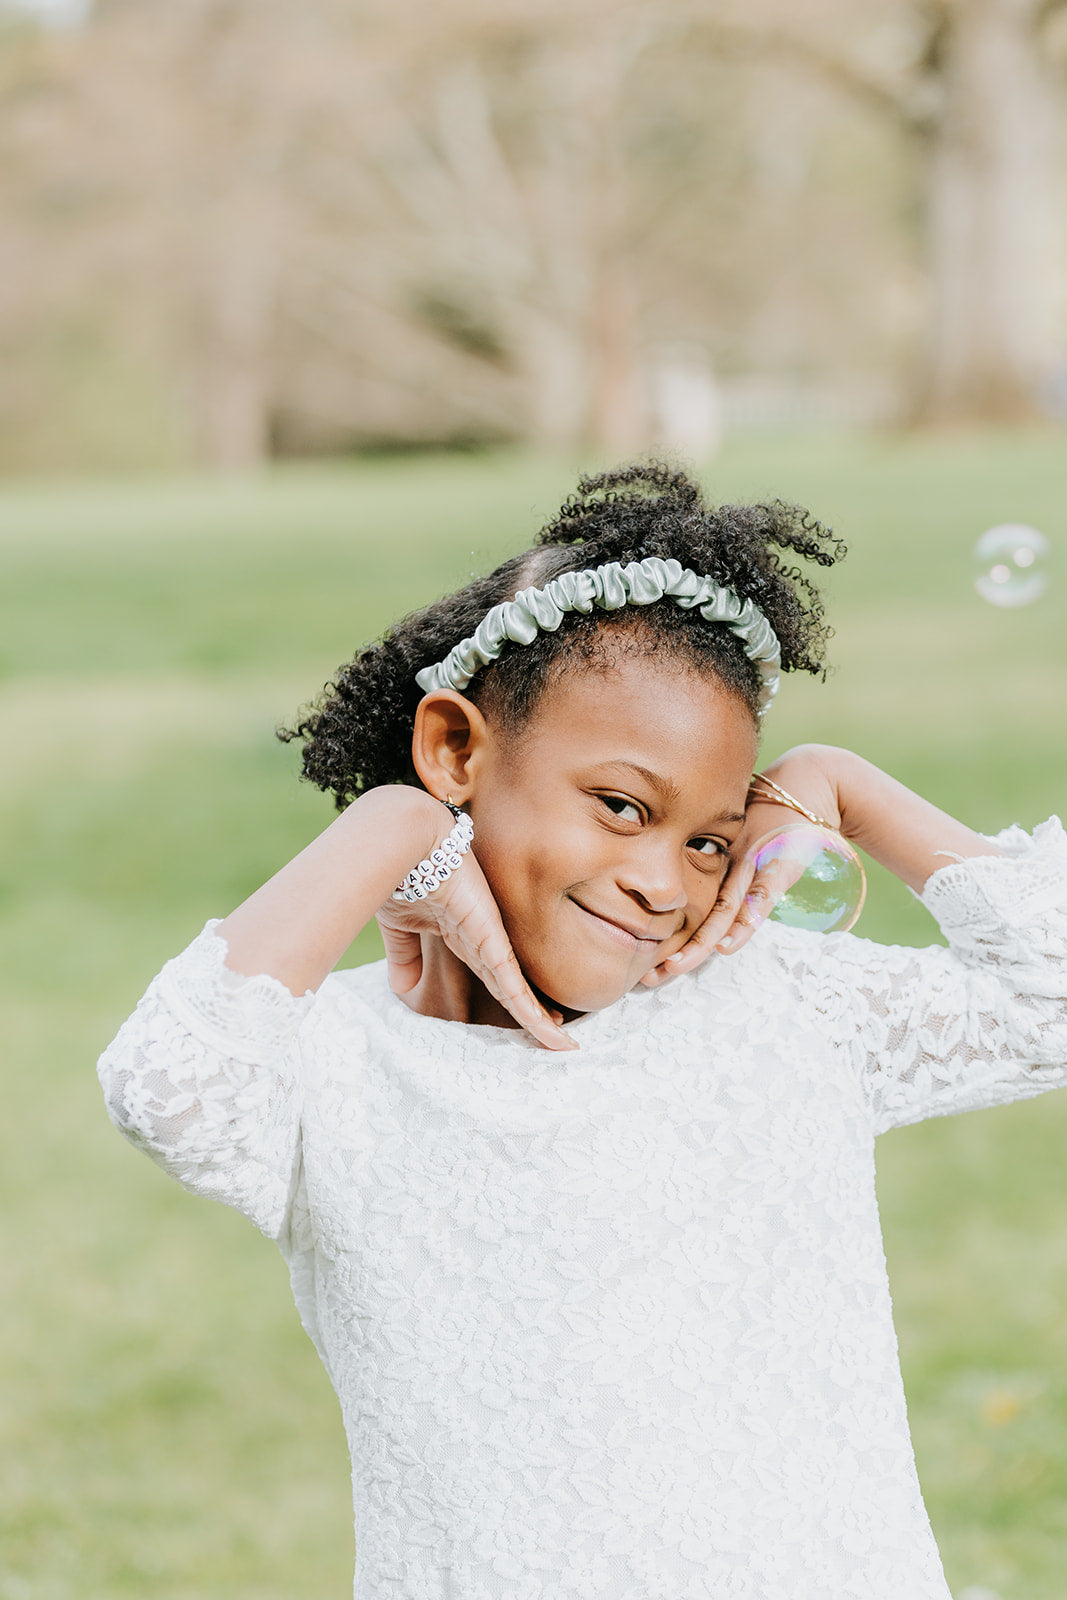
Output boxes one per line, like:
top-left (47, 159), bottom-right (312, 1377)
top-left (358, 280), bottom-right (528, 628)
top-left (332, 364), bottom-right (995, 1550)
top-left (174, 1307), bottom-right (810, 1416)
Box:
top-left (685, 14), bottom-right (938, 135)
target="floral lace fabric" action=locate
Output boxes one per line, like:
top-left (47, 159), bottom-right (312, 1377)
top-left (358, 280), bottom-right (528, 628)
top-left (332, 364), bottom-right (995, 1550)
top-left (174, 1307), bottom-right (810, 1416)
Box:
top-left (97, 818), bottom-right (1067, 1600)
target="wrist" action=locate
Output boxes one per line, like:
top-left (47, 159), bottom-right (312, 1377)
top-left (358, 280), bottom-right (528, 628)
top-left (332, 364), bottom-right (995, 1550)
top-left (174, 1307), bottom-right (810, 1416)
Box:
top-left (755, 744), bottom-right (851, 832)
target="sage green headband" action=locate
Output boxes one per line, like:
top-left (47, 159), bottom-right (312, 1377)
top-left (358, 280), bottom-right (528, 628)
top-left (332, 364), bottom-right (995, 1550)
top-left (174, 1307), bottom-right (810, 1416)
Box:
top-left (415, 556), bottom-right (782, 715)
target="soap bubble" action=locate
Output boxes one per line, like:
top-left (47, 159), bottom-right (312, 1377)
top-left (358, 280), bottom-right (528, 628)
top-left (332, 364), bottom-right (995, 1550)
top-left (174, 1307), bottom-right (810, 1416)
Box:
top-left (744, 822), bottom-right (867, 935)
top-left (973, 523), bottom-right (1048, 607)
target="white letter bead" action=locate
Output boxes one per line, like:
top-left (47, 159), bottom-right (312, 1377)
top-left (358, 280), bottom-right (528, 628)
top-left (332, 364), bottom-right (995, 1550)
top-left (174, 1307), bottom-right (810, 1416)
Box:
top-left (391, 808), bottom-right (473, 903)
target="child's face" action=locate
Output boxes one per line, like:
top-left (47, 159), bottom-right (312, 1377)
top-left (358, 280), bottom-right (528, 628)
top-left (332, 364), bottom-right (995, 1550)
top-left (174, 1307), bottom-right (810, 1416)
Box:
top-left (469, 654), bottom-right (759, 1015)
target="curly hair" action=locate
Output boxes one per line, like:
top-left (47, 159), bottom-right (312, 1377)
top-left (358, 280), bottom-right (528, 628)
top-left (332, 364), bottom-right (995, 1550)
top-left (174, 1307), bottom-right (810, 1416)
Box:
top-left (279, 461), bottom-right (846, 810)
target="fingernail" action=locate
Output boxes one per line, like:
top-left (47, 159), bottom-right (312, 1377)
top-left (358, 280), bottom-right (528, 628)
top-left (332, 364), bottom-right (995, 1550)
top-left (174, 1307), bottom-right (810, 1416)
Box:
top-left (716, 935), bottom-right (733, 951)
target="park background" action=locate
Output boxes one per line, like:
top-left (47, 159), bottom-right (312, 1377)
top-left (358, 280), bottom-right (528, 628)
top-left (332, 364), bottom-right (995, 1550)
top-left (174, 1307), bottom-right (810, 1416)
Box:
top-left (1, 3), bottom-right (1067, 1599)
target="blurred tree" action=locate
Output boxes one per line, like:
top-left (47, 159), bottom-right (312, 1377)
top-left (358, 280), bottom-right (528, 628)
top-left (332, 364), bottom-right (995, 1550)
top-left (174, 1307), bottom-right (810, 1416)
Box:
top-left (706, 0), bottom-right (1067, 422)
top-left (0, 0), bottom-right (1062, 468)
top-left (353, 0), bottom-right (660, 452)
top-left (917, 0), bottom-right (1066, 421)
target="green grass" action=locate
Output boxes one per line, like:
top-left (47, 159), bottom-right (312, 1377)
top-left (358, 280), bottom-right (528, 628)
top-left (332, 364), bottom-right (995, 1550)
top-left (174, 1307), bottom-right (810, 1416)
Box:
top-left (1, 430), bottom-right (1066, 1598)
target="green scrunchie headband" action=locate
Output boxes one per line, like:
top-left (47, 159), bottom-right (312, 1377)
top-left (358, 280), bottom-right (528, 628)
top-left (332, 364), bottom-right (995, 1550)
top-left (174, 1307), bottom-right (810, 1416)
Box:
top-left (415, 556), bottom-right (782, 715)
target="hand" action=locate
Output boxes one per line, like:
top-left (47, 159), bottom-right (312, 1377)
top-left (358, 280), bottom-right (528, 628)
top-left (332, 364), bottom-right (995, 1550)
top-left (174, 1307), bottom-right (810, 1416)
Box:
top-left (376, 838), bottom-right (577, 1052)
top-left (639, 746), bottom-right (843, 986)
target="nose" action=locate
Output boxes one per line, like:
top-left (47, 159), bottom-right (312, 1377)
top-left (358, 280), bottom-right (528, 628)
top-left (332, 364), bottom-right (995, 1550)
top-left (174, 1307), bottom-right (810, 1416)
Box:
top-left (617, 836), bottom-right (688, 916)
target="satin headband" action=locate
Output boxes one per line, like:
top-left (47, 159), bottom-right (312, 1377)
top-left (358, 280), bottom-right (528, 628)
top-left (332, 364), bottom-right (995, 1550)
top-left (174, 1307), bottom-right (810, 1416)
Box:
top-left (415, 556), bottom-right (782, 715)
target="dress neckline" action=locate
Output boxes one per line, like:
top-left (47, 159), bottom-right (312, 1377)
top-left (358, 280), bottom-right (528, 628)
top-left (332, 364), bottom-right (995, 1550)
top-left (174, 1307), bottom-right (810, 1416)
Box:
top-left (332, 955), bottom-right (675, 1054)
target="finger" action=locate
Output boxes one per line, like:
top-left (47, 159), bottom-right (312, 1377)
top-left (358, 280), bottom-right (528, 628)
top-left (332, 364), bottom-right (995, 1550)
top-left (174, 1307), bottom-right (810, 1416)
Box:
top-left (648, 874), bottom-right (752, 982)
top-left (445, 897), bottom-right (577, 1052)
top-left (645, 918), bottom-right (722, 983)
top-left (639, 959), bottom-right (684, 988)
top-left (475, 935), bottom-right (577, 1052)
top-left (677, 857), bottom-right (760, 962)
top-left (716, 846), bottom-right (813, 955)
top-left (717, 881), bottom-right (777, 955)
top-left (755, 854), bottom-right (806, 900)
top-left (377, 921), bottom-right (425, 995)
top-left (385, 860), bottom-right (575, 1051)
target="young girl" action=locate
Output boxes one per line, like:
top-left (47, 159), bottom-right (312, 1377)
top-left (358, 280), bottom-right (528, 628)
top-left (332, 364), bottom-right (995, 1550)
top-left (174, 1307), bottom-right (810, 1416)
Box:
top-left (97, 462), bottom-right (1067, 1600)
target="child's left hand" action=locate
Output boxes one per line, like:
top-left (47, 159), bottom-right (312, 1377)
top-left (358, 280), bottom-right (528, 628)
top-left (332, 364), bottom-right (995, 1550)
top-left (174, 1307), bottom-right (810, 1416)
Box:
top-left (641, 740), bottom-right (1008, 987)
top-left (639, 746), bottom-right (842, 985)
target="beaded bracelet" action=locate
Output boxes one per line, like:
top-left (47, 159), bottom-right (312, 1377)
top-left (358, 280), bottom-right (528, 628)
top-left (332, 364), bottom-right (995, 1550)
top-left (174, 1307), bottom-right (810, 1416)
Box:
top-left (392, 799), bottom-right (475, 903)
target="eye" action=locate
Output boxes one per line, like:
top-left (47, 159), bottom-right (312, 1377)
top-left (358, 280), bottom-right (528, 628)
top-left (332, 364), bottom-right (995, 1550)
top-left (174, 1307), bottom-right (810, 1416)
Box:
top-left (687, 836), bottom-right (728, 860)
top-left (598, 794), bottom-right (643, 824)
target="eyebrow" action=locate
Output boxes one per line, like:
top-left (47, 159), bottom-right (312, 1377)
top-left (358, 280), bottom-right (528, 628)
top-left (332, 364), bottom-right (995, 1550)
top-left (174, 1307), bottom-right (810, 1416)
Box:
top-left (598, 760), bottom-right (746, 825)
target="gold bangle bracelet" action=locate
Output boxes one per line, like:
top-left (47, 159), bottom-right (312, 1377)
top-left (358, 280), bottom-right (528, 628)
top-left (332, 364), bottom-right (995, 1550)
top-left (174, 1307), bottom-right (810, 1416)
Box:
top-left (748, 773), bottom-right (838, 832)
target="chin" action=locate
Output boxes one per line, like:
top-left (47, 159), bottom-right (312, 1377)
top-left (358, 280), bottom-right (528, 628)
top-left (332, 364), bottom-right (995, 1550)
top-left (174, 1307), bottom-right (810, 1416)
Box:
top-left (528, 961), bottom-right (643, 1019)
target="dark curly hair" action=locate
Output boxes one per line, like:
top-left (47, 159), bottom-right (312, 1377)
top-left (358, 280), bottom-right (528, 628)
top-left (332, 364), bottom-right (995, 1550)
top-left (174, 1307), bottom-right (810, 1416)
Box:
top-left (279, 461), bottom-right (845, 810)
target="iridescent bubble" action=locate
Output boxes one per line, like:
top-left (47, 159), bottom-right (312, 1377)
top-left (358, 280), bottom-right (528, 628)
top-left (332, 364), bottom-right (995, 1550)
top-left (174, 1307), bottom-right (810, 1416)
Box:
top-left (973, 523), bottom-right (1048, 607)
top-left (744, 822), bottom-right (867, 935)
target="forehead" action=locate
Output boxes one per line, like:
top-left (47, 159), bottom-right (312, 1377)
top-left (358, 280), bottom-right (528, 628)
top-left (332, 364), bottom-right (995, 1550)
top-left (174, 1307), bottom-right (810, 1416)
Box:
top-left (514, 653), bottom-right (758, 787)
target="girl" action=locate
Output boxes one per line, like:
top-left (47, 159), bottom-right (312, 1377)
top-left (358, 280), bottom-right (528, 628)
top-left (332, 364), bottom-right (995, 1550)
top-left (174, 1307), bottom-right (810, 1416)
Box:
top-left (97, 462), bottom-right (1067, 1600)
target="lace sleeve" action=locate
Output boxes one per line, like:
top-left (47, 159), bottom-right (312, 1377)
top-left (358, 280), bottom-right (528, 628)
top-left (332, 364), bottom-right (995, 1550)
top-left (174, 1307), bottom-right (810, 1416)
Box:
top-left (96, 920), bottom-right (315, 1241)
top-left (818, 817), bottom-right (1067, 1135)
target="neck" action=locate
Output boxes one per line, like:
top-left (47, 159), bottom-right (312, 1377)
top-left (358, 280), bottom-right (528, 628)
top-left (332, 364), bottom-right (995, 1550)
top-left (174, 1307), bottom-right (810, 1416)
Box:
top-left (398, 934), bottom-right (519, 1029)
top-left (396, 934), bottom-right (586, 1029)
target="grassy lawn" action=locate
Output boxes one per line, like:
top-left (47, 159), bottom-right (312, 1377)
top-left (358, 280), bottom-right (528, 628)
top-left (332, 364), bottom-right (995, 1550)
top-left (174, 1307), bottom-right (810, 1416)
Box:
top-left (1, 430), bottom-right (1065, 1598)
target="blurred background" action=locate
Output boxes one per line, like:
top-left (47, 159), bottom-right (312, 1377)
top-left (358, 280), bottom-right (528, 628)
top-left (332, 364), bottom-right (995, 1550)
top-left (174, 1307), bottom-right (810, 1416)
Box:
top-left (1, 0), bottom-right (1067, 466)
top-left (1, 2), bottom-right (1066, 1598)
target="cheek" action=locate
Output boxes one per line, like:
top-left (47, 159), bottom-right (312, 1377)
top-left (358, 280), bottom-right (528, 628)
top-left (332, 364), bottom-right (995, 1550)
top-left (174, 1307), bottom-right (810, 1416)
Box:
top-left (470, 819), bottom-right (561, 926)
top-left (475, 793), bottom-right (595, 891)
top-left (671, 877), bottom-right (726, 947)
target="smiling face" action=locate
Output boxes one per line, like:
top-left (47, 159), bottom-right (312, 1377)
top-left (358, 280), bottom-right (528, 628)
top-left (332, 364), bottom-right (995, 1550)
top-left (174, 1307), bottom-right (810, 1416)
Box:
top-left (466, 650), bottom-right (759, 1015)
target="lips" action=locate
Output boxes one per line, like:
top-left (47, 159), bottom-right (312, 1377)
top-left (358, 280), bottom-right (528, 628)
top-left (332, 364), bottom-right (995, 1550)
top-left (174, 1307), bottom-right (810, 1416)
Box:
top-left (571, 899), bottom-right (668, 949)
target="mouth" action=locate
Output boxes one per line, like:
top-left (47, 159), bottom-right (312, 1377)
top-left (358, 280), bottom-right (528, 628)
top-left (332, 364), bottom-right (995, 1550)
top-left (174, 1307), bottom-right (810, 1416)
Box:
top-left (570, 899), bottom-right (669, 953)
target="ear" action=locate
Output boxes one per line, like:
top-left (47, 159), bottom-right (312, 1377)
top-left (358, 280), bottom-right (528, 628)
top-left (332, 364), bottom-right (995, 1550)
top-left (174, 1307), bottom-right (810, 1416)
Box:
top-left (411, 690), bottom-right (489, 804)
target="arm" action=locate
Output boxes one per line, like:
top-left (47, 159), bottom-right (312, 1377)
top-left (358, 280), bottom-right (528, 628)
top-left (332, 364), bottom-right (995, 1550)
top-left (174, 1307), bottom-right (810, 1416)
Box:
top-left (95, 792), bottom-right (440, 1231)
top-left (97, 784), bottom-right (571, 1232)
top-left (219, 784), bottom-right (570, 1048)
top-left (97, 921), bottom-right (313, 1239)
top-left (773, 744), bottom-right (1003, 894)
top-left (218, 784), bottom-right (455, 995)
top-left (641, 744), bottom-right (1067, 1126)
top-left (651, 744), bottom-right (1005, 974)
top-left (96, 789), bottom-right (422, 1236)
top-left (817, 816), bottom-right (1067, 1132)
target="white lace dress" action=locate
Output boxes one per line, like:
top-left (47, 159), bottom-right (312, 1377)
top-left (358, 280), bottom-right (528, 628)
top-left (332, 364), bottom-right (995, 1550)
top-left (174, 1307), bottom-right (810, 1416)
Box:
top-left (97, 819), bottom-right (1067, 1600)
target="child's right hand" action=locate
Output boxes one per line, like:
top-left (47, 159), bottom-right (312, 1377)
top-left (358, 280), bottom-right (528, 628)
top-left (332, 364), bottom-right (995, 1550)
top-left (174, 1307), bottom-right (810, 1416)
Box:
top-left (375, 820), bottom-right (576, 1053)
top-left (218, 782), bottom-right (571, 1050)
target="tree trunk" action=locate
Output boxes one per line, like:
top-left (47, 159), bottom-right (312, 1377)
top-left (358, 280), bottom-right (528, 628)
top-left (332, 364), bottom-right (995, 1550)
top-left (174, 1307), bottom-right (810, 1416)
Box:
top-left (585, 248), bottom-right (648, 455)
top-left (568, 25), bottom-right (649, 455)
top-left (916, 0), bottom-right (1055, 423)
top-left (196, 184), bottom-right (281, 470)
